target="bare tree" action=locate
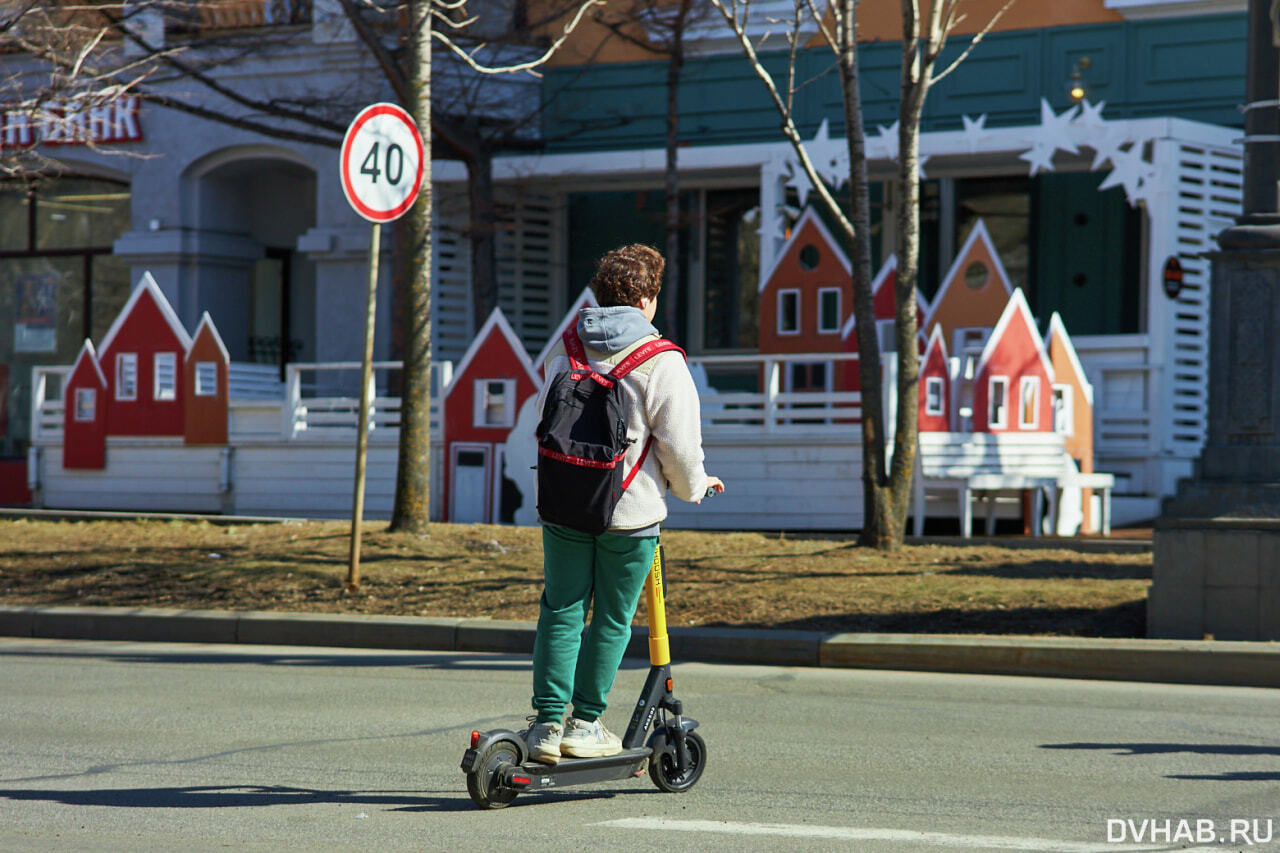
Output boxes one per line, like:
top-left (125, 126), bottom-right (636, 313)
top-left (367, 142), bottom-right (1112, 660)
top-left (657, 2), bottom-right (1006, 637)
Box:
top-left (705, 0), bottom-right (1013, 548)
top-left (592, 0), bottom-right (716, 338)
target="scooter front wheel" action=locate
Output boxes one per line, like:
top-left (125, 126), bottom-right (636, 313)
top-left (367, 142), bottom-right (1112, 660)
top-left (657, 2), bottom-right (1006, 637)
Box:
top-left (649, 730), bottom-right (706, 793)
top-left (466, 739), bottom-right (521, 809)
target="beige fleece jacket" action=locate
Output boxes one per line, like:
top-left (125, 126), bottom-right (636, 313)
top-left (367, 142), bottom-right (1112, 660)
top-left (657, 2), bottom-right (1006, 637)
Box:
top-left (539, 335), bottom-right (709, 531)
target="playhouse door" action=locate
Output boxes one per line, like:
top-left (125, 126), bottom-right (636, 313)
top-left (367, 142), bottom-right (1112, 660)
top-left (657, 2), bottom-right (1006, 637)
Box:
top-left (451, 446), bottom-right (490, 524)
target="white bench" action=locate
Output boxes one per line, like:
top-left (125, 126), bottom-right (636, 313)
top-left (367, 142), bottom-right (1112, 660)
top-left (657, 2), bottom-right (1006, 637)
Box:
top-left (911, 432), bottom-right (1114, 538)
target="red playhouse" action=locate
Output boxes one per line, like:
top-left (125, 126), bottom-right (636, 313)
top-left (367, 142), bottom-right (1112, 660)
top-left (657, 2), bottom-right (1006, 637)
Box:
top-left (441, 307), bottom-right (541, 524)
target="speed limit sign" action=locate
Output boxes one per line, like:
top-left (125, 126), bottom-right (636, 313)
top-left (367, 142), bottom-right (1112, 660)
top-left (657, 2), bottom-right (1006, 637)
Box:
top-left (340, 103), bottom-right (424, 223)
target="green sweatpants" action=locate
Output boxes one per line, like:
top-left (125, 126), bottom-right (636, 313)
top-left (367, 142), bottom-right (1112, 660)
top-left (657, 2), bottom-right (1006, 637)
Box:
top-left (531, 523), bottom-right (658, 723)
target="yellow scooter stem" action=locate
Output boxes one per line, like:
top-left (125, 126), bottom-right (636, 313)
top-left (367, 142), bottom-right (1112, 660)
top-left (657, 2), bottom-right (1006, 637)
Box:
top-left (644, 544), bottom-right (670, 667)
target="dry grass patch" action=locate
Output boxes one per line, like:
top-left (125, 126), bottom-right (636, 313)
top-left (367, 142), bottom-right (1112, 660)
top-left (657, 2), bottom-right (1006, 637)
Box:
top-left (0, 519), bottom-right (1150, 636)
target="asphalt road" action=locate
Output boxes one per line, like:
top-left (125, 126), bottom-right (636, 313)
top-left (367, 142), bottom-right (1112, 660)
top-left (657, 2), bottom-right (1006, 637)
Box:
top-left (0, 638), bottom-right (1276, 853)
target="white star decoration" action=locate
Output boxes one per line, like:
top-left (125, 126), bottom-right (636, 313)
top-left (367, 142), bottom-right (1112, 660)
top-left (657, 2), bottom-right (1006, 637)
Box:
top-left (960, 113), bottom-right (991, 154)
top-left (768, 100), bottom-right (1155, 216)
top-left (870, 121), bottom-right (899, 162)
top-left (1019, 142), bottom-right (1057, 176)
top-left (1098, 142), bottom-right (1159, 205)
top-left (806, 119), bottom-right (847, 187)
top-left (1019, 99), bottom-right (1081, 175)
top-left (785, 162), bottom-right (814, 207)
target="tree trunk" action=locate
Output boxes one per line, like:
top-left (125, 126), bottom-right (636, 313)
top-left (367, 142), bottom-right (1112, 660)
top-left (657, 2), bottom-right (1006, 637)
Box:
top-left (662, 4), bottom-right (689, 339)
top-left (390, 0), bottom-right (433, 533)
top-left (833, 0), bottom-right (891, 548)
top-left (469, 148), bottom-right (499, 331)
top-left (888, 9), bottom-right (929, 549)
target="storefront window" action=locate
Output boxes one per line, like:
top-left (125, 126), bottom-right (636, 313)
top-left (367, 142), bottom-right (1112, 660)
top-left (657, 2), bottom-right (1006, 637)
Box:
top-left (35, 178), bottom-right (131, 250)
top-left (0, 175), bottom-right (131, 459)
top-left (703, 188), bottom-right (759, 351)
top-left (0, 186), bottom-right (32, 252)
top-left (955, 176), bottom-right (1031, 292)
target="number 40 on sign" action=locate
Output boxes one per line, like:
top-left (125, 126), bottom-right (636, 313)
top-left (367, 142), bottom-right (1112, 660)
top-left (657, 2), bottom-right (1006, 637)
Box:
top-left (340, 102), bottom-right (424, 223)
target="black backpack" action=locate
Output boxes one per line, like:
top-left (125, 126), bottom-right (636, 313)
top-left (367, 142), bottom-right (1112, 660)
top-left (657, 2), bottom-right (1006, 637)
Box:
top-left (536, 328), bottom-right (684, 534)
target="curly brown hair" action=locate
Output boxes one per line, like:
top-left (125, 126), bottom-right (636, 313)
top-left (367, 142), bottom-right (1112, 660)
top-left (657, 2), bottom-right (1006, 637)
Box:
top-left (589, 244), bottom-right (665, 307)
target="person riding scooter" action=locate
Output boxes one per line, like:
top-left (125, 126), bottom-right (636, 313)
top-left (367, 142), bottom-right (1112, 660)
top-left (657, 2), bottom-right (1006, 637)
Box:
top-left (523, 243), bottom-right (724, 764)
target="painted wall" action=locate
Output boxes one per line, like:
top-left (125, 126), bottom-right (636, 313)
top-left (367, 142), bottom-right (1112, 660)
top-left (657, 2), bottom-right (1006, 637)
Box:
top-left (541, 14), bottom-right (1246, 151)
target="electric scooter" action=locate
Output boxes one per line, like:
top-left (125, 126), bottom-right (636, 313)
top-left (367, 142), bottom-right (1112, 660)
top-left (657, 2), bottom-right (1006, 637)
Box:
top-left (460, 540), bottom-right (706, 808)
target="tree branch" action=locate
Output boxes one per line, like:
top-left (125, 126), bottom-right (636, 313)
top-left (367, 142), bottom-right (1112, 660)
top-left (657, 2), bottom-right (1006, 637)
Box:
top-left (930, 0), bottom-right (1017, 84)
top-left (432, 0), bottom-right (604, 76)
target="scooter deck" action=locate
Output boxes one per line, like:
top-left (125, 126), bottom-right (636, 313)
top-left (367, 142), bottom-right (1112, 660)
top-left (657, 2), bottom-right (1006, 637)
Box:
top-left (514, 747), bottom-right (650, 789)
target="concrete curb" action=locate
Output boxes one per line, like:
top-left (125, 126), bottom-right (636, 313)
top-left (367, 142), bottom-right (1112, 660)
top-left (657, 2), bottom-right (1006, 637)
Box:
top-left (1, 605), bottom-right (1276, 689)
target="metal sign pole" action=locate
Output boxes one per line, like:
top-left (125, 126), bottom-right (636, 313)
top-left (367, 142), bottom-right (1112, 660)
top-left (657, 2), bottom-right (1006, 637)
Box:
top-left (347, 220), bottom-right (381, 592)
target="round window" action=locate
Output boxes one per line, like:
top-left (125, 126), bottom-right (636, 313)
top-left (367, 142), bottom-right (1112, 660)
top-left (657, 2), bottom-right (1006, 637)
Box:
top-left (963, 261), bottom-right (990, 290)
top-left (799, 244), bottom-right (820, 271)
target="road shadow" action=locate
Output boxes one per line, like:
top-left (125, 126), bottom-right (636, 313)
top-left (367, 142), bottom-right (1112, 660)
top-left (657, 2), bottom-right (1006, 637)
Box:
top-left (0, 784), bottom-right (478, 811)
top-left (0, 782), bottom-right (656, 812)
top-left (1041, 743), bottom-right (1280, 757)
top-left (1041, 742), bottom-right (1280, 782)
top-left (1166, 771), bottom-right (1280, 781)
top-left (0, 646), bottom-right (532, 671)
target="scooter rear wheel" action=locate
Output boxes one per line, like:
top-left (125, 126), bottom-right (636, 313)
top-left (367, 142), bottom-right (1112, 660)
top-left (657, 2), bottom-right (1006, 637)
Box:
top-left (466, 739), bottom-right (521, 809)
top-left (649, 730), bottom-right (706, 793)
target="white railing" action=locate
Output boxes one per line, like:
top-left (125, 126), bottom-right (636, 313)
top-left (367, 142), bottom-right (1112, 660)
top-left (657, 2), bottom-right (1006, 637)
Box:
top-left (691, 352), bottom-right (864, 434)
top-left (229, 362), bottom-right (287, 400)
top-left (285, 361), bottom-right (452, 439)
top-left (30, 366), bottom-right (71, 443)
top-left (1073, 335), bottom-right (1158, 457)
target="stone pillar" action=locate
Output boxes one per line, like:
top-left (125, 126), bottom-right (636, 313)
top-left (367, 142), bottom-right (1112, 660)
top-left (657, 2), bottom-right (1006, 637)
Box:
top-left (1151, 0), bottom-right (1280, 641)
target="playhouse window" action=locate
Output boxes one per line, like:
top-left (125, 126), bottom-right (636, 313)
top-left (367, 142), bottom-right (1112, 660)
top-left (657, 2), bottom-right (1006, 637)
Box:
top-left (74, 388), bottom-right (96, 422)
top-left (474, 379), bottom-right (515, 428)
top-left (778, 290), bottom-right (800, 335)
top-left (1052, 384), bottom-right (1073, 435)
top-left (988, 376), bottom-right (1008, 429)
top-left (925, 377), bottom-right (944, 416)
top-left (115, 353), bottom-right (137, 400)
top-left (818, 288), bottom-right (841, 333)
top-left (154, 352), bottom-right (177, 401)
top-left (195, 362), bottom-right (218, 396)
top-left (1019, 376), bottom-right (1040, 429)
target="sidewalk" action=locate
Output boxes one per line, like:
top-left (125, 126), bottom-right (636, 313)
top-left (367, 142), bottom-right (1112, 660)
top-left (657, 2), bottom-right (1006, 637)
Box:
top-left (1, 604), bottom-right (1274, 689)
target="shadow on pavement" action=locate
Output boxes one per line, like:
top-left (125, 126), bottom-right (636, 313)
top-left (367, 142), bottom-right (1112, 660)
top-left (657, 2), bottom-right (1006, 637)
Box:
top-left (0, 783), bottom-right (654, 811)
top-left (1041, 743), bottom-right (1280, 757)
top-left (0, 646), bottom-right (532, 671)
top-left (0, 785), bottom-right (477, 811)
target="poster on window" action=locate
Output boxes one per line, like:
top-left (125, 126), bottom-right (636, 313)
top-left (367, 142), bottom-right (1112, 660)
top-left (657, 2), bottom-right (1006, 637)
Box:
top-left (14, 273), bottom-right (57, 353)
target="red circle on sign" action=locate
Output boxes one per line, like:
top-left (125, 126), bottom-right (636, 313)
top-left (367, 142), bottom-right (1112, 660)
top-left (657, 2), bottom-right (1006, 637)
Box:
top-left (340, 103), bottom-right (425, 223)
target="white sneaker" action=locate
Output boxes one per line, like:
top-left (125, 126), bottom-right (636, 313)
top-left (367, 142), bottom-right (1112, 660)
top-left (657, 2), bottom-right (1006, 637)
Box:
top-left (523, 718), bottom-right (563, 765)
top-left (560, 716), bottom-right (622, 758)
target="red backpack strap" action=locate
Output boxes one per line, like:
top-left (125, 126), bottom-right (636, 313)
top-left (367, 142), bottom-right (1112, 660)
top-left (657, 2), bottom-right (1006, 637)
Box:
top-left (621, 436), bottom-right (653, 491)
top-left (562, 328), bottom-right (616, 389)
top-left (608, 338), bottom-right (685, 380)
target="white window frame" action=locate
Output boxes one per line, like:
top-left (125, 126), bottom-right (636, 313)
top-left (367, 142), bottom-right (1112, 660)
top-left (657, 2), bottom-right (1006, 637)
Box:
top-left (1019, 376), bottom-right (1040, 430)
top-left (777, 289), bottom-right (800, 336)
top-left (473, 378), bottom-right (516, 428)
top-left (988, 375), bottom-right (1009, 429)
top-left (817, 287), bottom-right (841, 334)
top-left (925, 376), bottom-right (945, 416)
top-left (115, 353), bottom-right (137, 401)
top-left (1052, 383), bottom-right (1074, 436)
top-left (74, 388), bottom-right (97, 422)
top-left (195, 362), bottom-right (218, 397)
top-left (154, 352), bottom-right (177, 401)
